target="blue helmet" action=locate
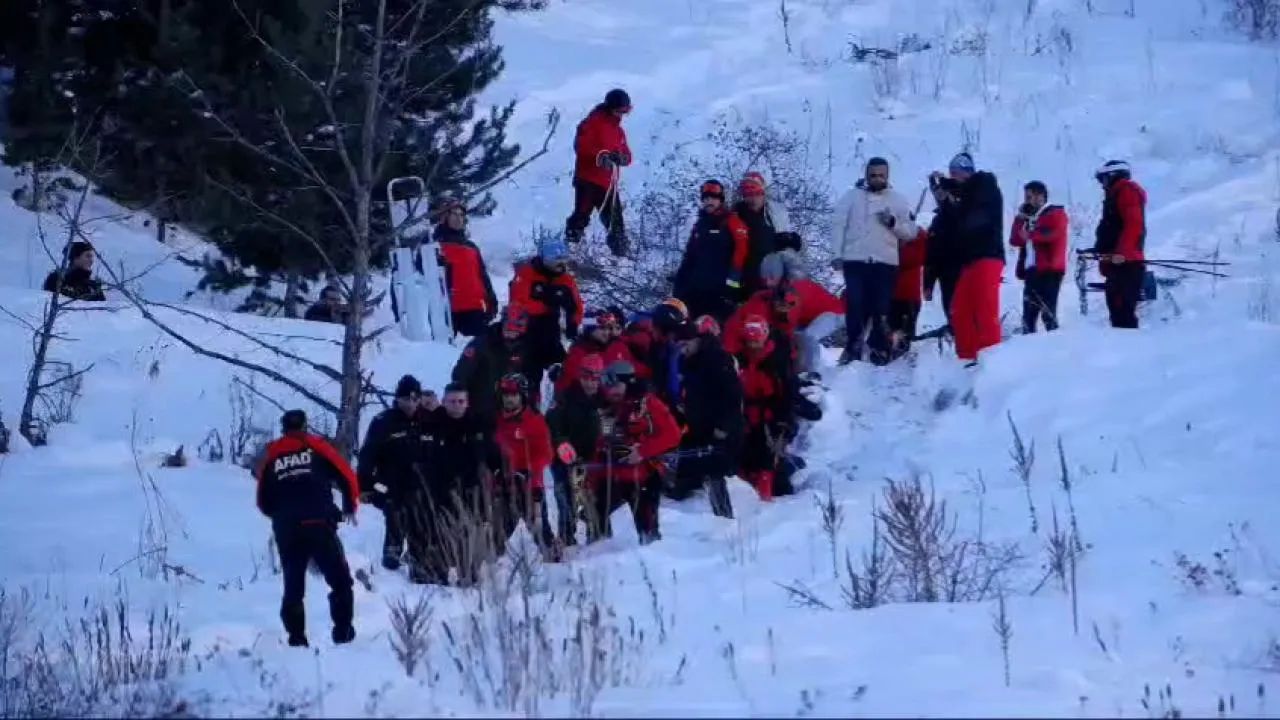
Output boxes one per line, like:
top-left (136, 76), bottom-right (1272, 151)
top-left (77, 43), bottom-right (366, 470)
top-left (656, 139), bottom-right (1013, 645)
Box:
top-left (539, 238), bottom-right (570, 263)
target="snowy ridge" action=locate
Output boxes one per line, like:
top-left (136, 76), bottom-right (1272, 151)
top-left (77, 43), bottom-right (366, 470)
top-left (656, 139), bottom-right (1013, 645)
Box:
top-left (1, 0), bottom-right (1280, 715)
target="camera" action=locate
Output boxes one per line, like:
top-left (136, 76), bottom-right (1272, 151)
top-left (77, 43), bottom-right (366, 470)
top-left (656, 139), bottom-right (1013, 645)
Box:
top-left (1018, 202), bottom-right (1035, 216)
top-left (929, 174), bottom-right (959, 193)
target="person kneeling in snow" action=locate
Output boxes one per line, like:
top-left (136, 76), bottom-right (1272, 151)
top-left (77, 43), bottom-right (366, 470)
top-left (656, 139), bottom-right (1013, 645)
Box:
top-left (758, 250), bottom-right (844, 373)
top-left (552, 308), bottom-right (634, 397)
top-left (256, 409), bottom-right (358, 648)
top-left (671, 316), bottom-right (743, 518)
top-left (586, 361), bottom-right (680, 545)
top-left (734, 316), bottom-right (798, 502)
top-left (492, 373), bottom-right (557, 558)
top-left (546, 354), bottom-right (606, 548)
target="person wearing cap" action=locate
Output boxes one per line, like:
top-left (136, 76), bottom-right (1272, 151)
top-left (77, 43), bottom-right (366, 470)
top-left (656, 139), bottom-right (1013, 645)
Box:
top-left (256, 409), bottom-right (359, 647)
top-left (566, 88), bottom-right (633, 257)
top-left (671, 317), bottom-right (742, 517)
top-left (492, 373), bottom-right (557, 557)
top-left (673, 179), bottom-right (751, 324)
top-left (546, 353), bottom-right (607, 547)
top-left (553, 308), bottom-right (636, 396)
top-left (732, 173), bottom-right (780, 292)
top-left (356, 374), bottom-right (435, 573)
top-left (508, 238), bottom-right (585, 387)
top-left (831, 157), bottom-right (920, 365)
top-left (586, 360), bottom-right (680, 544)
top-left (451, 305), bottom-right (538, 430)
top-left (43, 240), bottom-right (106, 302)
top-left (927, 151), bottom-right (1006, 364)
top-left (1091, 160), bottom-right (1147, 329)
top-left (733, 315), bottom-right (798, 502)
top-left (430, 198), bottom-right (500, 338)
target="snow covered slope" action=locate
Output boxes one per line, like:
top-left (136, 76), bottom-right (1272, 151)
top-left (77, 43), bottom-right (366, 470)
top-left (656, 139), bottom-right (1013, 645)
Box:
top-left (1, 0), bottom-right (1280, 716)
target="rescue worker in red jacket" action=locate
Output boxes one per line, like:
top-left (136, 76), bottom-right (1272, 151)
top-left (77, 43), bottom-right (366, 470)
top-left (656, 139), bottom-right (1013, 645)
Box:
top-left (759, 251), bottom-right (845, 372)
top-left (566, 88), bottom-right (633, 257)
top-left (553, 308), bottom-right (635, 396)
top-left (672, 180), bottom-right (751, 323)
top-left (722, 282), bottom-right (801, 357)
top-left (492, 373), bottom-right (556, 555)
top-left (255, 409), bottom-right (358, 648)
top-left (586, 361), bottom-right (681, 545)
top-left (1091, 160), bottom-right (1147, 329)
top-left (734, 316), bottom-right (798, 502)
top-left (890, 228), bottom-right (929, 354)
top-left (1010, 180), bottom-right (1069, 333)
top-left (930, 152), bottom-right (1005, 365)
top-left (508, 238), bottom-right (585, 386)
top-left (432, 198), bottom-right (499, 338)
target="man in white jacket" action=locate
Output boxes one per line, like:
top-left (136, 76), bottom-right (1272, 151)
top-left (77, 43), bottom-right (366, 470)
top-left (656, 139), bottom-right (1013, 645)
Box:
top-left (829, 157), bottom-right (919, 365)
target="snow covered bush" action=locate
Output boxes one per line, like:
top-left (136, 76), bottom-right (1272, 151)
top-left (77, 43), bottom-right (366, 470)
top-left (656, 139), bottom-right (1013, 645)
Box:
top-left (570, 114), bottom-right (834, 312)
top-left (1222, 0), bottom-right (1280, 39)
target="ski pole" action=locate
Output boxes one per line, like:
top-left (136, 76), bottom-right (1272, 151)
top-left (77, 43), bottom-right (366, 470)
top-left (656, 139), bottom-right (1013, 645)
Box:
top-left (1146, 261), bottom-right (1229, 278)
top-left (1141, 258), bottom-right (1230, 266)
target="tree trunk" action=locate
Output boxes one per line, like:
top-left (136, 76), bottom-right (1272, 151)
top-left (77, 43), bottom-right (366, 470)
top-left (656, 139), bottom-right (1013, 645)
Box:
top-left (19, 294), bottom-right (62, 444)
top-left (334, 193), bottom-right (371, 458)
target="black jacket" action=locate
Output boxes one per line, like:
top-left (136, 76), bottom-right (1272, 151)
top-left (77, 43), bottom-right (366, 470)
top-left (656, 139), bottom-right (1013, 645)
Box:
top-left (304, 302), bottom-right (345, 324)
top-left (950, 171), bottom-right (1006, 265)
top-left (256, 432), bottom-right (358, 528)
top-left (422, 409), bottom-right (488, 503)
top-left (546, 383), bottom-right (604, 464)
top-left (451, 323), bottom-right (537, 427)
top-left (673, 207), bottom-right (746, 301)
top-left (356, 407), bottom-right (433, 498)
top-left (732, 201), bottom-right (778, 291)
top-left (679, 336), bottom-right (745, 441)
top-left (43, 267), bottom-right (105, 302)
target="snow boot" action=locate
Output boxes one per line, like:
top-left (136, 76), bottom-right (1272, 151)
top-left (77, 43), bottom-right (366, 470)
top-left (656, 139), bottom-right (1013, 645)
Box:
top-left (706, 476), bottom-right (734, 519)
top-left (639, 530), bottom-right (662, 545)
top-left (287, 633), bottom-right (309, 648)
top-left (332, 625), bottom-right (356, 645)
top-left (606, 228), bottom-right (629, 258)
top-left (380, 555), bottom-right (402, 572)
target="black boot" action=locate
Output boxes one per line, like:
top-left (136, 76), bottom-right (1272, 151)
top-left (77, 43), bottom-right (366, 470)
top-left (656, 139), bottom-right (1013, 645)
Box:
top-left (332, 625), bottom-right (356, 645)
top-left (287, 633), bottom-right (309, 648)
top-left (706, 476), bottom-right (734, 519)
top-left (606, 229), bottom-right (629, 257)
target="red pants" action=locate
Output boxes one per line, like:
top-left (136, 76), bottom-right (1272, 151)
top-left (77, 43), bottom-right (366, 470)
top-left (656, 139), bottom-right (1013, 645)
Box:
top-left (950, 258), bottom-right (1004, 361)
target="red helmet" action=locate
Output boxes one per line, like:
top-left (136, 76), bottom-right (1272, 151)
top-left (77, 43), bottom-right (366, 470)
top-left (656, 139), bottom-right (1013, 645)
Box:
top-left (579, 353), bottom-right (605, 377)
top-left (502, 306), bottom-right (529, 335)
top-left (742, 315), bottom-right (770, 344)
top-left (692, 314), bottom-right (721, 337)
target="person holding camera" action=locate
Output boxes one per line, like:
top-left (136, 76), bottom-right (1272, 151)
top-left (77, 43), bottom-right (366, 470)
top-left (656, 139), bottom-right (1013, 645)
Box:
top-left (830, 157), bottom-right (920, 365)
top-left (1010, 181), bottom-right (1069, 333)
top-left (927, 152), bottom-right (1006, 365)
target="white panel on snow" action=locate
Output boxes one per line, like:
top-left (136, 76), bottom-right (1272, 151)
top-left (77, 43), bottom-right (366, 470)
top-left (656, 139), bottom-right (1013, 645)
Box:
top-left (387, 176), bottom-right (454, 343)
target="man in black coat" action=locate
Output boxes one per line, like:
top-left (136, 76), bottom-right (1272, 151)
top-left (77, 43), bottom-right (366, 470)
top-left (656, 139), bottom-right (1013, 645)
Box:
top-left (43, 241), bottom-right (106, 302)
top-left (545, 354), bottom-right (605, 547)
top-left (671, 318), bottom-right (744, 518)
top-left (418, 383), bottom-right (490, 584)
top-left (356, 375), bottom-right (433, 572)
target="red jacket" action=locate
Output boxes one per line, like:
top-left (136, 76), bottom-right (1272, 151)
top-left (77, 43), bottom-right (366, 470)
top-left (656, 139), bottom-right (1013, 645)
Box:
top-left (573, 106), bottom-right (632, 190)
top-left (508, 260), bottom-right (585, 327)
top-left (737, 338), bottom-right (792, 427)
top-left (556, 336), bottom-right (635, 394)
top-left (722, 290), bottom-right (798, 356)
top-left (1095, 178), bottom-right (1146, 262)
top-left (435, 225), bottom-right (498, 313)
top-left (893, 229), bottom-right (929, 303)
top-left (793, 278), bottom-right (844, 327)
top-left (494, 408), bottom-right (553, 489)
top-left (589, 392), bottom-right (681, 484)
top-left (1009, 205), bottom-right (1069, 272)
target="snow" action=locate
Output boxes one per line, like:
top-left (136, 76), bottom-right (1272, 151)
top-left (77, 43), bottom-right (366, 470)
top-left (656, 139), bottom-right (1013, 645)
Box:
top-left (3, 0), bottom-right (1280, 716)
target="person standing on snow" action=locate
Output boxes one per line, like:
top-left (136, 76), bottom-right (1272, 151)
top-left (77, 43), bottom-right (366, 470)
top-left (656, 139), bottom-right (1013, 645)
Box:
top-left (830, 157), bottom-right (920, 366)
top-left (565, 89), bottom-right (633, 257)
top-left (546, 354), bottom-right (606, 548)
top-left (620, 298), bottom-right (689, 408)
top-left (418, 383), bottom-right (490, 585)
top-left (923, 170), bottom-right (966, 320)
top-left (356, 375), bottom-right (433, 572)
top-left (733, 316), bottom-right (798, 503)
top-left (255, 409), bottom-right (359, 648)
top-left (929, 152), bottom-right (1006, 366)
top-left (673, 180), bottom-right (751, 324)
top-left (671, 316), bottom-right (743, 518)
top-left (431, 198), bottom-right (500, 338)
top-left (552, 308), bottom-right (635, 396)
top-left (889, 228), bottom-right (929, 356)
top-left (451, 306), bottom-right (539, 431)
top-left (1091, 160), bottom-right (1147, 329)
top-left (1010, 181), bottom-right (1069, 333)
top-left (585, 361), bottom-right (680, 545)
top-left (492, 373), bottom-right (557, 557)
top-left (508, 238), bottom-right (585, 388)
top-left (731, 173), bottom-right (781, 292)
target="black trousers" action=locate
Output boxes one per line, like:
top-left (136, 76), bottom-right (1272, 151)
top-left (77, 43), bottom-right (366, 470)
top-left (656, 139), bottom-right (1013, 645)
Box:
top-left (1022, 269), bottom-right (1064, 332)
top-left (493, 478), bottom-right (555, 551)
top-left (588, 472), bottom-right (662, 541)
top-left (888, 299), bottom-right (921, 355)
top-left (381, 501), bottom-right (407, 565)
top-left (841, 261), bottom-right (898, 363)
top-left (1104, 262), bottom-right (1144, 329)
top-left (551, 463), bottom-right (581, 545)
top-left (275, 522), bottom-right (354, 640)
top-left (566, 178), bottom-right (624, 244)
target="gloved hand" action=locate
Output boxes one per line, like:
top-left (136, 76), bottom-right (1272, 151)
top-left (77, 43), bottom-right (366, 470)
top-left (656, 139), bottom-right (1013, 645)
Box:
top-left (1015, 258), bottom-right (1027, 281)
top-left (529, 281), bottom-right (548, 300)
top-left (875, 208), bottom-right (896, 228)
top-left (597, 151), bottom-right (622, 169)
top-left (565, 324), bottom-right (579, 341)
top-left (556, 441), bottom-right (577, 464)
top-left (547, 363), bottom-right (563, 383)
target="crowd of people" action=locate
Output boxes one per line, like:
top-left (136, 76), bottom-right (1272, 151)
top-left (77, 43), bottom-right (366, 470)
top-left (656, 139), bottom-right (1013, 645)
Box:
top-left (243, 87), bottom-right (1150, 647)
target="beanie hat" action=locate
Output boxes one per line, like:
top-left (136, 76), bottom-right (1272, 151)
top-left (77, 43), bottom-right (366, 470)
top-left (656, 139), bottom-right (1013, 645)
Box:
top-left (66, 241), bottom-right (94, 263)
top-left (738, 175), bottom-right (766, 198)
top-left (949, 152), bottom-right (976, 173)
top-left (395, 374), bottom-right (423, 398)
top-left (700, 180), bottom-right (726, 200)
top-left (744, 171), bottom-right (766, 188)
top-left (280, 409), bottom-right (307, 433)
top-left (604, 88), bottom-right (632, 112)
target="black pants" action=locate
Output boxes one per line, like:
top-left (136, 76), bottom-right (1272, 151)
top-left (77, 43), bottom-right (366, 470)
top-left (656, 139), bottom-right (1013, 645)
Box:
top-left (452, 310), bottom-right (491, 339)
top-left (493, 478), bottom-right (555, 551)
top-left (551, 463), bottom-right (580, 545)
top-left (841, 261), bottom-right (898, 364)
top-left (566, 178), bottom-right (625, 250)
top-left (1104, 262), bottom-right (1144, 329)
top-left (929, 266), bottom-right (960, 319)
top-left (403, 488), bottom-right (490, 585)
top-left (1022, 269), bottom-right (1064, 333)
top-left (381, 502), bottom-right (407, 565)
top-left (275, 522), bottom-right (354, 640)
top-left (888, 299), bottom-right (921, 353)
top-left (588, 472), bottom-right (662, 541)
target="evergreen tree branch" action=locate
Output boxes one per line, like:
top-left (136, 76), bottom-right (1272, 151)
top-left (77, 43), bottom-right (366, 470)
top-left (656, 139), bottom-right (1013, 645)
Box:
top-left (461, 109), bottom-right (561, 202)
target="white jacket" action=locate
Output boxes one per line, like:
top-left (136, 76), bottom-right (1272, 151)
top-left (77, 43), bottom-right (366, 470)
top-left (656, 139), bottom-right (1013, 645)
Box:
top-left (830, 181), bottom-right (919, 265)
